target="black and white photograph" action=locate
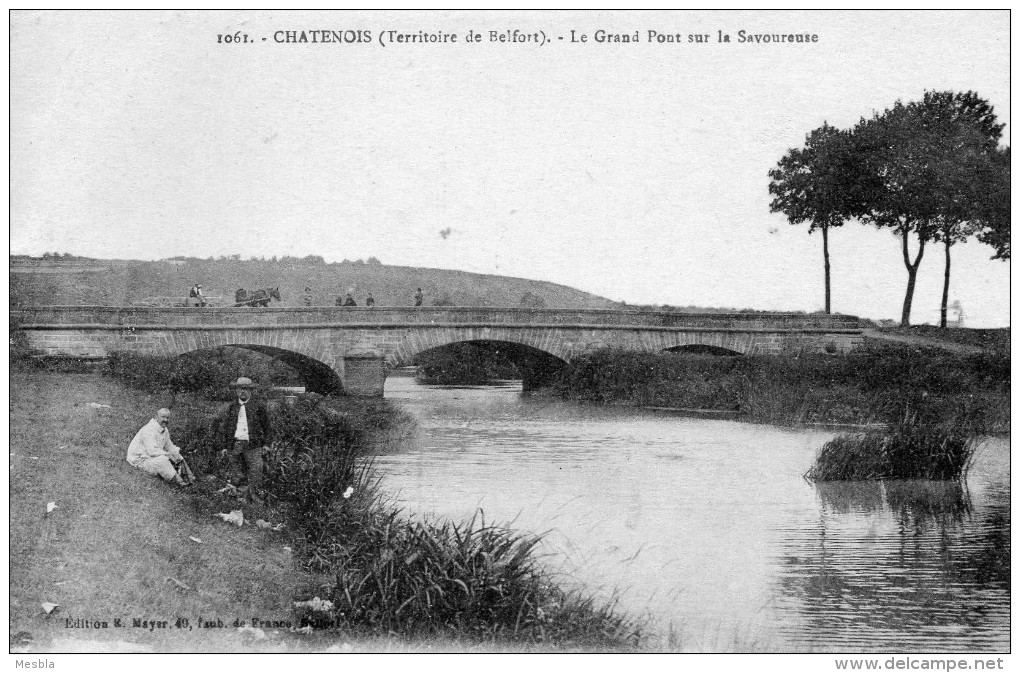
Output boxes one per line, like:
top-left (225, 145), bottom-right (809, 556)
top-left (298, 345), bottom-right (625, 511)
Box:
top-left (8, 9), bottom-right (1010, 665)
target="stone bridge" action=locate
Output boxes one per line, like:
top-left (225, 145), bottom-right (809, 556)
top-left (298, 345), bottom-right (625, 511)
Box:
top-left (13, 306), bottom-right (863, 396)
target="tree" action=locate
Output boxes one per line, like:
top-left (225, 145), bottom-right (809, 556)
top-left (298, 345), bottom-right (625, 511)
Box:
top-left (853, 98), bottom-right (949, 326)
top-left (855, 103), bottom-right (937, 326)
top-left (975, 146), bottom-right (1010, 261)
top-left (855, 91), bottom-right (1005, 327)
top-left (922, 92), bottom-right (1004, 327)
top-left (768, 123), bottom-right (865, 313)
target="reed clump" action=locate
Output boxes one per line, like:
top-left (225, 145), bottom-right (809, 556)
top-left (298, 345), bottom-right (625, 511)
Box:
top-left (806, 400), bottom-right (982, 482)
top-left (309, 508), bottom-right (635, 643)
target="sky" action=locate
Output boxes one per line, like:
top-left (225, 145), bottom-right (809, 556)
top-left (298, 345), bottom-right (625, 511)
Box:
top-left (9, 10), bottom-right (1011, 326)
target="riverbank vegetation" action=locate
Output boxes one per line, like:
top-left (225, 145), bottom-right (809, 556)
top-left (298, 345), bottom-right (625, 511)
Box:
top-left (11, 350), bottom-right (639, 651)
top-left (550, 340), bottom-right (1009, 431)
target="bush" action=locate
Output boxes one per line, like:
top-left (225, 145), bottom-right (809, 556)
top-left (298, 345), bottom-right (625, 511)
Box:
top-left (806, 402), bottom-right (981, 481)
top-left (553, 347), bottom-right (1009, 428)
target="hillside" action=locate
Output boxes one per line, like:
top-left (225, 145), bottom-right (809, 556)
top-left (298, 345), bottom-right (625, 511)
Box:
top-left (10, 255), bottom-right (621, 310)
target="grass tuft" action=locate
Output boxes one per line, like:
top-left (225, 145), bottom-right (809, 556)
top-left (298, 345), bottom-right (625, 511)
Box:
top-left (806, 402), bottom-right (981, 481)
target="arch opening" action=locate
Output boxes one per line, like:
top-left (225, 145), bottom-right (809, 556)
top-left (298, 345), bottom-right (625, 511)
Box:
top-left (177, 345), bottom-right (344, 396)
top-left (411, 339), bottom-right (567, 391)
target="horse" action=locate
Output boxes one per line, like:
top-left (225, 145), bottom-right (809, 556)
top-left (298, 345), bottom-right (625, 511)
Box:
top-left (234, 287), bottom-right (281, 307)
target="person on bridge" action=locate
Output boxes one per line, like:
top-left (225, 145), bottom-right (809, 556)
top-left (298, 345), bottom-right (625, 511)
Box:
top-left (303, 286), bottom-right (313, 307)
top-left (365, 292), bottom-right (375, 308)
top-left (414, 287), bottom-right (424, 307)
top-left (343, 293), bottom-right (357, 307)
top-left (189, 284), bottom-right (206, 307)
top-left (126, 408), bottom-right (196, 487)
top-left (217, 377), bottom-right (273, 502)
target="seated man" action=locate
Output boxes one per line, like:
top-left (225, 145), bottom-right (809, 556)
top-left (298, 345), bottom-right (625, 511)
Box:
top-left (126, 408), bottom-right (195, 486)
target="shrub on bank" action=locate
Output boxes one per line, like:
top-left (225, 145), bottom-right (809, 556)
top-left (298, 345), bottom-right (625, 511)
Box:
top-left (553, 347), bottom-right (1009, 428)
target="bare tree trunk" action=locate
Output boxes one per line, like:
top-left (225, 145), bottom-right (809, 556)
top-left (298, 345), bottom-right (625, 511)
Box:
top-left (900, 227), bottom-right (925, 327)
top-left (822, 225), bottom-right (831, 314)
top-left (940, 237), bottom-right (952, 328)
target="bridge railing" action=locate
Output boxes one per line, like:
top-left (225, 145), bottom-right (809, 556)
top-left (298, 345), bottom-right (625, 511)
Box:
top-left (12, 306), bottom-right (862, 331)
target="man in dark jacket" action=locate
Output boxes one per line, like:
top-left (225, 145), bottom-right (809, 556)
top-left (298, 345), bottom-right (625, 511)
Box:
top-left (218, 377), bottom-right (272, 499)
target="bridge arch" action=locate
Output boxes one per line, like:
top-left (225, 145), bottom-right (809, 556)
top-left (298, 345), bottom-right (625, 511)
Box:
top-left (655, 331), bottom-right (764, 355)
top-left (148, 328), bottom-right (347, 395)
top-left (410, 338), bottom-right (569, 390)
top-left (391, 328), bottom-right (570, 368)
top-left (169, 345), bottom-right (344, 395)
top-left (204, 344), bottom-right (345, 395)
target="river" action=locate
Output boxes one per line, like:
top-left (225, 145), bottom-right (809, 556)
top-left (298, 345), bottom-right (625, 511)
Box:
top-left (372, 376), bottom-right (1010, 652)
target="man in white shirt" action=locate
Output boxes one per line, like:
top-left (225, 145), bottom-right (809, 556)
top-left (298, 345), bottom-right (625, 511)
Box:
top-left (126, 408), bottom-right (195, 486)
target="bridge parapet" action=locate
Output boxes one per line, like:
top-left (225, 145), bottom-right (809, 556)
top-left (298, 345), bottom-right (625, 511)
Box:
top-left (13, 306), bottom-right (862, 331)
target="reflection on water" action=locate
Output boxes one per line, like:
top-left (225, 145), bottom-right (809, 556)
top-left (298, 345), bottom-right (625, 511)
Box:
top-left (775, 480), bottom-right (1009, 652)
top-left (375, 377), bottom-right (1009, 652)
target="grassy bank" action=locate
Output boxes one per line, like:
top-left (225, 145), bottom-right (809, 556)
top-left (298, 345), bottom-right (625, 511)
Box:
top-left (873, 325), bottom-right (1010, 355)
top-left (550, 342), bottom-right (1009, 430)
top-left (11, 359), bottom-right (638, 651)
top-left (9, 371), bottom-right (310, 652)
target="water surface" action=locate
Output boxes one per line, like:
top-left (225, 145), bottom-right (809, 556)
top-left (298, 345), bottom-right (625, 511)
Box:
top-left (373, 377), bottom-right (1010, 652)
